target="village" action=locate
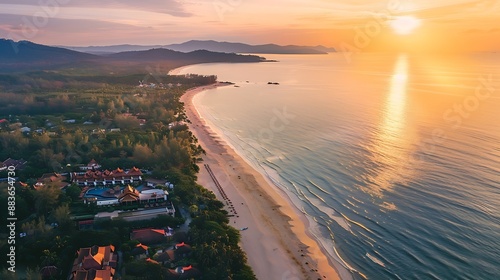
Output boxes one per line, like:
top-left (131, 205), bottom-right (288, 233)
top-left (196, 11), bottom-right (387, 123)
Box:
top-left (2, 157), bottom-right (203, 279)
top-left (0, 72), bottom-right (253, 280)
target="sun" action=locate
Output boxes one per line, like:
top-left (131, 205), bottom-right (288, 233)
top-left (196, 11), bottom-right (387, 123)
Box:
top-left (389, 16), bottom-right (421, 35)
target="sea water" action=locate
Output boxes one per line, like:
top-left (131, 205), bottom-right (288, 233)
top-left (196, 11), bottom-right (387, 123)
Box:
top-left (178, 53), bottom-right (500, 280)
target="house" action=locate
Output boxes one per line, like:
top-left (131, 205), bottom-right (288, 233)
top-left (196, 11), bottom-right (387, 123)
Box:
top-left (35, 173), bottom-right (69, 189)
top-left (79, 159), bottom-right (102, 171)
top-left (173, 242), bottom-right (192, 260)
top-left (168, 121), bottom-right (186, 129)
top-left (63, 119), bottom-right (76, 124)
top-left (168, 265), bottom-right (201, 279)
top-left (1, 158), bottom-right (27, 171)
top-left (153, 251), bottom-right (172, 265)
top-left (109, 128), bottom-right (121, 132)
top-left (130, 228), bottom-right (169, 245)
top-left (71, 167), bottom-right (143, 186)
top-left (131, 243), bottom-right (149, 260)
top-left (152, 241), bottom-right (192, 266)
top-left (145, 178), bottom-right (174, 190)
top-left (70, 245), bottom-right (117, 280)
top-left (20, 126), bottom-right (31, 133)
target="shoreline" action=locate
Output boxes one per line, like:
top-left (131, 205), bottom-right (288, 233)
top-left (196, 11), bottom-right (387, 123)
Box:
top-left (181, 83), bottom-right (342, 280)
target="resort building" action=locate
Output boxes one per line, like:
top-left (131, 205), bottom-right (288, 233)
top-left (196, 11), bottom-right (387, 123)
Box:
top-left (83, 184), bottom-right (171, 208)
top-left (79, 159), bottom-right (102, 171)
top-left (35, 172), bottom-right (69, 189)
top-left (145, 178), bottom-right (174, 189)
top-left (70, 245), bottom-right (117, 280)
top-left (130, 228), bottom-right (171, 245)
top-left (71, 167), bottom-right (143, 186)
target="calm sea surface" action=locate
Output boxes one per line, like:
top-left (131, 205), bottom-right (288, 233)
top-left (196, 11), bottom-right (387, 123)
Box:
top-left (178, 53), bottom-right (500, 280)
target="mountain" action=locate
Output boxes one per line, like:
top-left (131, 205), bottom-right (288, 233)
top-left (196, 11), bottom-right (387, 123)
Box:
top-left (108, 48), bottom-right (266, 63)
top-left (1, 39), bottom-right (96, 63)
top-left (0, 39), bottom-right (268, 73)
top-left (62, 44), bottom-right (165, 55)
top-left (164, 40), bottom-right (336, 54)
top-left (62, 40), bottom-right (336, 54)
top-left (0, 39), bottom-right (98, 71)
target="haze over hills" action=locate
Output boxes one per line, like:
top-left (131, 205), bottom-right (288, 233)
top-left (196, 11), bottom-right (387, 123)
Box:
top-left (109, 48), bottom-right (265, 63)
top-left (62, 40), bottom-right (336, 55)
top-left (1, 39), bottom-right (97, 63)
top-left (0, 39), bottom-right (266, 72)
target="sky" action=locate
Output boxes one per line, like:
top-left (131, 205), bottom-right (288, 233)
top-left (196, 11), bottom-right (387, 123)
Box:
top-left (0, 0), bottom-right (499, 51)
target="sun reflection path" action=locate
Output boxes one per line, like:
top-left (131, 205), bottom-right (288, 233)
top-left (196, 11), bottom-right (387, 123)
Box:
top-left (360, 55), bottom-right (413, 204)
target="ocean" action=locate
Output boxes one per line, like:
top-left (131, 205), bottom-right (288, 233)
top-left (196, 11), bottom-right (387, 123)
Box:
top-left (177, 53), bottom-right (500, 280)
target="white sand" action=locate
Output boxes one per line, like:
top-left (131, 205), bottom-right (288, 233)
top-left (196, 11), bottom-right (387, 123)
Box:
top-left (181, 83), bottom-right (342, 280)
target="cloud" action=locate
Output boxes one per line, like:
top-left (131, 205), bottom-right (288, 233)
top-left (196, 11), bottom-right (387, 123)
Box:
top-left (0, 0), bottom-right (193, 17)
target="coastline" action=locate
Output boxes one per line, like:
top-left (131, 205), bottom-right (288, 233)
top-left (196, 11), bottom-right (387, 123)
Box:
top-left (181, 83), bottom-right (342, 280)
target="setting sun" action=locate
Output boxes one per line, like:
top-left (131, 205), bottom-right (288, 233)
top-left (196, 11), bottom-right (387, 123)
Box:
top-left (389, 16), bottom-right (421, 35)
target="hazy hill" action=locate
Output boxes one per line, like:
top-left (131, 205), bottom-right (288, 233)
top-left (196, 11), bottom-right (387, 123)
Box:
top-left (63, 40), bottom-right (336, 54)
top-left (164, 40), bottom-right (335, 54)
top-left (0, 39), bottom-right (268, 73)
top-left (108, 48), bottom-right (265, 63)
top-left (1, 39), bottom-right (96, 64)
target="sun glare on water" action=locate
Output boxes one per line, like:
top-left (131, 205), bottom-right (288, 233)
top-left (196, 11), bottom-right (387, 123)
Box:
top-left (389, 16), bottom-right (421, 35)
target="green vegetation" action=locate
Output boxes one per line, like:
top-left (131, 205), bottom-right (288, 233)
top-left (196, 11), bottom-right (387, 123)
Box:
top-left (0, 69), bottom-right (255, 279)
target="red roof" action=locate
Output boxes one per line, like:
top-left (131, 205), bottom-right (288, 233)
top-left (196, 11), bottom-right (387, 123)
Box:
top-left (130, 228), bottom-right (166, 244)
top-left (72, 168), bottom-right (142, 183)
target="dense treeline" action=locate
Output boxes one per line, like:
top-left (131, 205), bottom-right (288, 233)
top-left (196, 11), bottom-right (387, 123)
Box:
top-left (0, 70), bottom-right (256, 279)
top-left (0, 74), bottom-right (216, 179)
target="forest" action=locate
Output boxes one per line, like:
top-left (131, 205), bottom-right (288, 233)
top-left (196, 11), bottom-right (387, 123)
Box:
top-left (0, 69), bottom-right (256, 280)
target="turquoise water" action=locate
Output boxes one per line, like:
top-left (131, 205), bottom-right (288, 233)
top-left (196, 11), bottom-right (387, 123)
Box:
top-left (178, 53), bottom-right (500, 280)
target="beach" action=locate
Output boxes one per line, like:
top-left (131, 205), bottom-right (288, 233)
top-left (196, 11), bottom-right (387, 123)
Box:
top-left (181, 83), bottom-right (341, 280)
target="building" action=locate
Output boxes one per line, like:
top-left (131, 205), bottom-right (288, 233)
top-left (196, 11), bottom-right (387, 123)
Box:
top-left (168, 265), bottom-right (201, 279)
top-left (35, 173), bottom-right (69, 189)
top-left (131, 243), bottom-right (149, 260)
top-left (130, 228), bottom-right (170, 245)
top-left (83, 184), bottom-right (171, 208)
top-left (79, 159), bottom-right (102, 171)
top-left (70, 245), bottom-right (117, 280)
top-left (145, 178), bottom-right (174, 190)
top-left (71, 167), bottom-right (143, 186)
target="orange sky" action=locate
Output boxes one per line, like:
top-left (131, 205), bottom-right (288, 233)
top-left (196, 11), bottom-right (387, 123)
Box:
top-left (0, 0), bottom-right (499, 51)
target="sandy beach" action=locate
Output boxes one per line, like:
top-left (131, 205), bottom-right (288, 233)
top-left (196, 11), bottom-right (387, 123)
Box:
top-left (181, 83), bottom-right (342, 280)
